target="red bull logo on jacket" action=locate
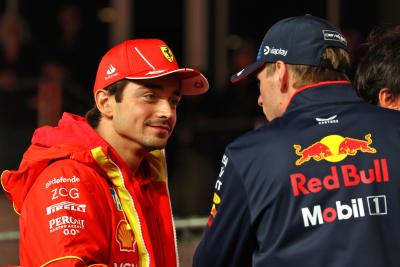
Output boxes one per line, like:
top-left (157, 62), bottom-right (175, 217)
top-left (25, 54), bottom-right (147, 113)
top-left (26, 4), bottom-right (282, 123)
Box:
top-left (294, 133), bottom-right (376, 166)
top-left (290, 134), bottom-right (390, 228)
top-left (290, 158), bottom-right (389, 197)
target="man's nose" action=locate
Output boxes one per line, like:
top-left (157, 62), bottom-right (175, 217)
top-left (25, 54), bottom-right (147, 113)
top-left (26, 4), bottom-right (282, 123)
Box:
top-left (257, 95), bottom-right (263, 107)
top-left (157, 100), bottom-right (174, 118)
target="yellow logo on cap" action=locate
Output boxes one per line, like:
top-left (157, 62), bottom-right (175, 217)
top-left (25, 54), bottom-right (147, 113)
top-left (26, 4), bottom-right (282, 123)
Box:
top-left (160, 46), bottom-right (174, 62)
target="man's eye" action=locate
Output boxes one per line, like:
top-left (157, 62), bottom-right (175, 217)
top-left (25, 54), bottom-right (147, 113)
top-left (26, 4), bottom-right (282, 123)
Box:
top-left (170, 98), bottom-right (181, 106)
top-left (144, 94), bottom-right (157, 100)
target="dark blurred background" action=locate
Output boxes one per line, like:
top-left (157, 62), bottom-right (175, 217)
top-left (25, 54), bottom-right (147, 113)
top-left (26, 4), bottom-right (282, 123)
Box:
top-left (0, 0), bottom-right (399, 265)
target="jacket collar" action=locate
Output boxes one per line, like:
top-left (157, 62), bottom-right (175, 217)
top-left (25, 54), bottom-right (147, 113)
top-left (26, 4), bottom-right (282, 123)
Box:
top-left (285, 81), bottom-right (362, 113)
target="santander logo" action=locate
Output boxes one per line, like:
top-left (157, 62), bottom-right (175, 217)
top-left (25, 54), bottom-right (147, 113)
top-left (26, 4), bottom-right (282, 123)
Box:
top-left (107, 64), bottom-right (116, 75)
top-left (105, 64), bottom-right (118, 80)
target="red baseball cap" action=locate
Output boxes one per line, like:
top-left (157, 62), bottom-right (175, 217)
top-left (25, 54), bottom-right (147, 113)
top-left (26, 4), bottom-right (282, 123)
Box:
top-left (93, 39), bottom-right (209, 95)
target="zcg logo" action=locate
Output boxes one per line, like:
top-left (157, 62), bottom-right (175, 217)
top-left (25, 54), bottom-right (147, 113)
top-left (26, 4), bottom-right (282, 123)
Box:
top-left (51, 188), bottom-right (79, 200)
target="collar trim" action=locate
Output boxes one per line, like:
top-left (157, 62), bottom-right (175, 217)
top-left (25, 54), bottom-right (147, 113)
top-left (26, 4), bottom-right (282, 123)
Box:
top-left (285, 80), bottom-right (351, 112)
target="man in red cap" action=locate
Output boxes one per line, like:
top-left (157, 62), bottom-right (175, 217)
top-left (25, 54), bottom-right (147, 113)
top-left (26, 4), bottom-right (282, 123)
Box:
top-left (1, 39), bottom-right (208, 266)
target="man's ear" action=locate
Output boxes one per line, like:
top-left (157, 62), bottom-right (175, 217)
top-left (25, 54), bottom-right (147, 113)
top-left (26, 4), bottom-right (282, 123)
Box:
top-left (378, 88), bottom-right (400, 110)
top-left (275, 60), bottom-right (289, 92)
top-left (95, 89), bottom-right (114, 118)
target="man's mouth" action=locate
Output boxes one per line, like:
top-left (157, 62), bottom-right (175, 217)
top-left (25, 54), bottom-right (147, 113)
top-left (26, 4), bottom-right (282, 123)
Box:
top-left (150, 124), bottom-right (171, 132)
top-left (145, 120), bottom-right (172, 133)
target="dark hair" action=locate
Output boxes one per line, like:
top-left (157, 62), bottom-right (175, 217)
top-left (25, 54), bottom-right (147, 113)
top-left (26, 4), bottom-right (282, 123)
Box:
top-left (354, 24), bottom-right (400, 104)
top-left (265, 47), bottom-right (351, 89)
top-left (86, 79), bottom-right (129, 128)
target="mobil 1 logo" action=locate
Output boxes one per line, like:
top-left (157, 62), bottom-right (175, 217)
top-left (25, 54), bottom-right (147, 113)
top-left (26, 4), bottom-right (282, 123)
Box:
top-left (302, 195), bottom-right (388, 227)
top-left (366, 195), bottom-right (387, 215)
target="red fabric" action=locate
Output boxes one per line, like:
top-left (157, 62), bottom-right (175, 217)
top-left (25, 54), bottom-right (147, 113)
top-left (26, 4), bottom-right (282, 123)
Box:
top-left (1, 112), bottom-right (178, 267)
top-left (131, 175), bottom-right (177, 267)
top-left (93, 39), bottom-right (208, 96)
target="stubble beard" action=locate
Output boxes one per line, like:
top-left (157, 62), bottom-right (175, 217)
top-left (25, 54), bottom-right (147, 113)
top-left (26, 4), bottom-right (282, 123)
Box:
top-left (141, 132), bottom-right (170, 151)
top-left (141, 119), bottom-right (174, 151)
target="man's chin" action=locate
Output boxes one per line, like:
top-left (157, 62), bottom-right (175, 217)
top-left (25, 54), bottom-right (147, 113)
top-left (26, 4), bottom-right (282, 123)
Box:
top-left (143, 140), bottom-right (168, 151)
top-left (140, 134), bottom-right (170, 150)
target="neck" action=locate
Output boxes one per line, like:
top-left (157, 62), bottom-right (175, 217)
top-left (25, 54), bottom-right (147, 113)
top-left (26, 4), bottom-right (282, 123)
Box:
top-left (115, 146), bottom-right (146, 173)
top-left (279, 85), bottom-right (298, 114)
top-left (96, 121), bottom-right (146, 173)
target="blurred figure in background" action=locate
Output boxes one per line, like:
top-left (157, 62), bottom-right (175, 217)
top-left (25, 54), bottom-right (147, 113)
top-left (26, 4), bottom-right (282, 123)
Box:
top-left (354, 24), bottom-right (400, 110)
top-left (0, 13), bottom-right (39, 170)
top-left (0, 13), bottom-right (38, 89)
top-left (40, 3), bottom-right (96, 117)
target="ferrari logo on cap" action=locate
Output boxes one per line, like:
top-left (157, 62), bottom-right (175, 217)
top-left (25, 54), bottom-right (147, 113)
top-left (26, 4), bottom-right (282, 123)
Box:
top-left (160, 46), bottom-right (174, 62)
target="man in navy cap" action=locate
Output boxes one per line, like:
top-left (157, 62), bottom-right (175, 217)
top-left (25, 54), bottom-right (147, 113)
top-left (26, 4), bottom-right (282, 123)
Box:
top-left (193, 15), bottom-right (400, 267)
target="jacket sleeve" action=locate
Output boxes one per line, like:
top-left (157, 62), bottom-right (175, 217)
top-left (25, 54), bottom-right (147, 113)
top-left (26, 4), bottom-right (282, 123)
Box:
top-left (19, 159), bottom-right (111, 266)
top-left (193, 151), bottom-right (256, 267)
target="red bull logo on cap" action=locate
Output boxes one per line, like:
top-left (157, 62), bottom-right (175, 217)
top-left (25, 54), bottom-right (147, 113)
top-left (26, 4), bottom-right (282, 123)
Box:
top-left (294, 133), bottom-right (376, 166)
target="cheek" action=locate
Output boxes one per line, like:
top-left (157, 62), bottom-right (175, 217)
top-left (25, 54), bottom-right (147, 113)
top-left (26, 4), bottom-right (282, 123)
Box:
top-left (259, 86), bottom-right (269, 104)
top-left (114, 104), bottom-right (144, 129)
top-left (171, 109), bottom-right (178, 127)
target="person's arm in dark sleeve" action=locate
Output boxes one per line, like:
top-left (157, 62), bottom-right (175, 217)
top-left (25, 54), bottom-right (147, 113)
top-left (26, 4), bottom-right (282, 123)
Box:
top-left (193, 152), bottom-right (256, 267)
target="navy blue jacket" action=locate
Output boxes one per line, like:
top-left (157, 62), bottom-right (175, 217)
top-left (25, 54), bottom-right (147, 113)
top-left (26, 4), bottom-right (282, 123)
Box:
top-left (193, 81), bottom-right (400, 267)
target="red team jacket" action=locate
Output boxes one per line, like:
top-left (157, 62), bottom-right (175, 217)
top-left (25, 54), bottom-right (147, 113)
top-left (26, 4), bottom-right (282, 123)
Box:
top-left (1, 113), bottom-right (178, 267)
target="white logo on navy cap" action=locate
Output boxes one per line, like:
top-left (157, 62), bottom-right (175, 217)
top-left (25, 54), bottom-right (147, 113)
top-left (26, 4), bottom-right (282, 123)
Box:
top-left (236, 69), bottom-right (245, 77)
top-left (263, 46), bottom-right (288, 57)
top-left (322, 30), bottom-right (347, 45)
top-left (263, 46), bottom-right (270, 55)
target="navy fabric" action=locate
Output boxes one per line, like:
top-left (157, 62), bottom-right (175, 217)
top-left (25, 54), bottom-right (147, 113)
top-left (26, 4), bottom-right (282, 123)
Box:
top-left (193, 82), bottom-right (400, 267)
top-left (231, 15), bottom-right (348, 83)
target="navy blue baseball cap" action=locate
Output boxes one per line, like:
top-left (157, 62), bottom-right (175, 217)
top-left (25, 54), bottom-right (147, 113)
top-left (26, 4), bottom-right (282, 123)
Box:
top-left (231, 15), bottom-right (349, 83)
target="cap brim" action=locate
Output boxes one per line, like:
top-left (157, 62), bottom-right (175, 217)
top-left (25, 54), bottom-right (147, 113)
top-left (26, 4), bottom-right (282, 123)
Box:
top-left (230, 61), bottom-right (266, 83)
top-left (125, 68), bottom-right (209, 95)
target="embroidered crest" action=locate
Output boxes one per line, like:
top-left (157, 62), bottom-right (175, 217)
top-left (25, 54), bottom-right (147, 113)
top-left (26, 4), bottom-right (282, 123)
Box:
top-left (160, 46), bottom-right (174, 62)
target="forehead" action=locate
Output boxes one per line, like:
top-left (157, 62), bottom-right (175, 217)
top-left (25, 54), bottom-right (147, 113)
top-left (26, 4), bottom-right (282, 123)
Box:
top-left (255, 66), bottom-right (266, 80)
